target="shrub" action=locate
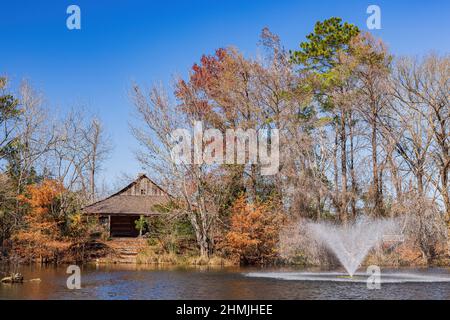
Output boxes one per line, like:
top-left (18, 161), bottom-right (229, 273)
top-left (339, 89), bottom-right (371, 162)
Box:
top-left (222, 195), bottom-right (284, 265)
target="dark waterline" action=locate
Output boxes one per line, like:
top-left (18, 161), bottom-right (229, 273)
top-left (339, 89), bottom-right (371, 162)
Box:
top-left (1, 264), bottom-right (450, 300)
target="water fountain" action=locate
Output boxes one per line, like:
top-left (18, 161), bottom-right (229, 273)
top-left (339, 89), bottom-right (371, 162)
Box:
top-left (307, 216), bottom-right (399, 277)
top-left (245, 217), bottom-right (450, 299)
top-left (246, 217), bottom-right (450, 286)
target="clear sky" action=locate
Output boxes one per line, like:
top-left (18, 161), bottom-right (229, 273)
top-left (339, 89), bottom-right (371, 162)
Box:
top-left (1, 0), bottom-right (449, 188)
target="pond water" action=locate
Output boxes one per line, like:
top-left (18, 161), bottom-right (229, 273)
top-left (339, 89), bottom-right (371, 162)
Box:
top-left (1, 264), bottom-right (450, 300)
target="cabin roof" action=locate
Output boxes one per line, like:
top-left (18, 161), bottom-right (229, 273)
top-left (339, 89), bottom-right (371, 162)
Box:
top-left (83, 174), bottom-right (170, 216)
top-left (84, 195), bottom-right (168, 216)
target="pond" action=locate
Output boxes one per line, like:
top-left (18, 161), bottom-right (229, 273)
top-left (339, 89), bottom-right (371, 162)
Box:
top-left (1, 264), bottom-right (450, 300)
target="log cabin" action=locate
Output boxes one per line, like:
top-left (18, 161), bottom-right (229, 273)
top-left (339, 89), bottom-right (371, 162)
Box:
top-left (84, 174), bottom-right (170, 237)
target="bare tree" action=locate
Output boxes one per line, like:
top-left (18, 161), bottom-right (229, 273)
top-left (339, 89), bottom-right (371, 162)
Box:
top-left (393, 54), bottom-right (449, 217)
top-left (49, 109), bottom-right (112, 203)
top-left (80, 118), bottom-right (112, 202)
top-left (131, 85), bottom-right (219, 258)
top-left (13, 81), bottom-right (57, 190)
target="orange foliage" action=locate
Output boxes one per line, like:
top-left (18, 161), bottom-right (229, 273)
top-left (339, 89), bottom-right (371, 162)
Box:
top-left (223, 195), bottom-right (284, 264)
top-left (18, 179), bottom-right (65, 217)
top-left (15, 179), bottom-right (67, 260)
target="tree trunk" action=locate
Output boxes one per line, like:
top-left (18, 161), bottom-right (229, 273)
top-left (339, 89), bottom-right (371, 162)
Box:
top-left (441, 152), bottom-right (450, 218)
top-left (90, 167), bottom-right (95, 203)
top-left (191, 212), bottom-right (211, 259)
top-left (333, 123), bottom-right (339, 215)
top-left (371, 106), bottom-right (383, 216)
top-left (199, 235), bottom-right (210, 258)
top-left (417, 166), bottom-right (424, 197)
top-left (340, 111), bottom-right (348, 224)
top-left (387, 143), bottom-right (402, 208)
top-left (349, 112), bottom-right (357, 219)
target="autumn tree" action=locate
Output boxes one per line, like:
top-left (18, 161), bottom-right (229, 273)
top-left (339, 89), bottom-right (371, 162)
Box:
top-left (223, 195), bottom-right (284, 264)
top-left (129, 19), bottom-right (448, 264)
top-left (175, 47), bottom-right (263, 201)
top-left (175, 29), bottom-right (330, 222)
top-left (15, 179), bottom-right (66, 260)
top-left (0, 80), bottom-right (110, 256)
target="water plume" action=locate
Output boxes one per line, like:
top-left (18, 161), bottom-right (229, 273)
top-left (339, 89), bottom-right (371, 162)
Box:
top-left (307, 217), bottom-right (399, 276)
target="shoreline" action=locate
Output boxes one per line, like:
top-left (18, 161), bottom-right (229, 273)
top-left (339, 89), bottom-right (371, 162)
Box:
top-left (1, 256), bottom-right (448, 269)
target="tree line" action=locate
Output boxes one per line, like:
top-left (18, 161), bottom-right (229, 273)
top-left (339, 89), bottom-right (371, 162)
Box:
top-left (131, 18), bottom-right (449, 264)
top-left (0, 79), bottom-right (111, 261)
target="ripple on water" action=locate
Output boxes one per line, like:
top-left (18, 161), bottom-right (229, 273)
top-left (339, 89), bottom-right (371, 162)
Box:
top-left (245, 271), bottom-right (450, 283)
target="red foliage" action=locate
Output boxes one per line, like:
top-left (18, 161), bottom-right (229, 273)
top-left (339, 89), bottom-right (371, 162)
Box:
top-left (175, 48), bottom-right (239, 127)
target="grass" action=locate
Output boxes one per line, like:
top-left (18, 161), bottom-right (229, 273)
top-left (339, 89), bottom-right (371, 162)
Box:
top-left (135, 246), bottom-right (237, 266)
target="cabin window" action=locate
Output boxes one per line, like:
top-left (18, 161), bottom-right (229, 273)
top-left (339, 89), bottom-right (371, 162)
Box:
top-left (141, 189), bottom-right (146, 195)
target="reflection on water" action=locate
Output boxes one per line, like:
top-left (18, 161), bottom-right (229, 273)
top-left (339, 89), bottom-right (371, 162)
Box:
top-left (1, 264), bottom-right (450, 300)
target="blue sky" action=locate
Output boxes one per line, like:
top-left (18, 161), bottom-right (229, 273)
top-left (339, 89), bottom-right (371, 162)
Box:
top-left (1, 0), bottom-right (449, 188)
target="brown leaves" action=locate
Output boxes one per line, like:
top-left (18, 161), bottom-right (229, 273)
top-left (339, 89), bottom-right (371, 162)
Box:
top-left (222, 195), bottom-right (284, 264)
top-left (15, 179), bottom-right (67, 257)
top-left (18, 179), bottom-right (65, 217)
